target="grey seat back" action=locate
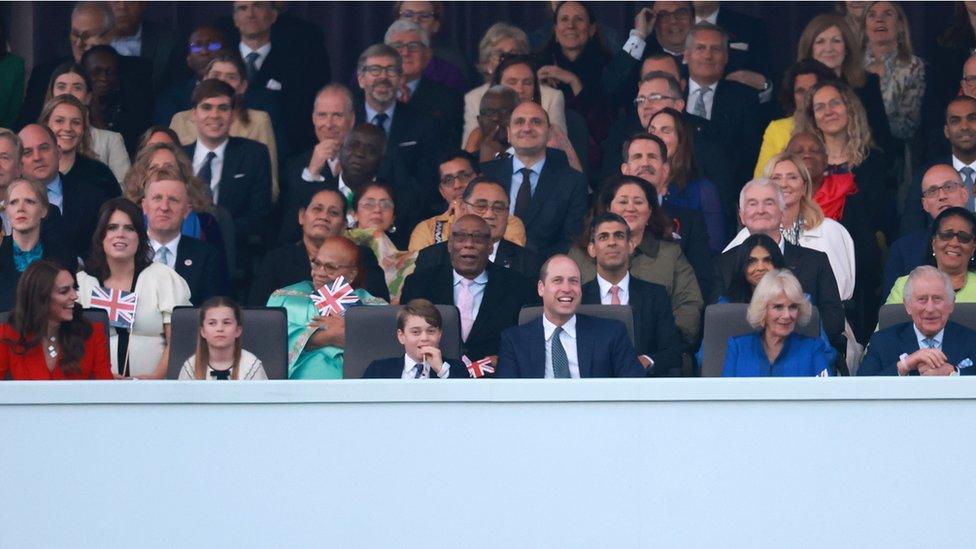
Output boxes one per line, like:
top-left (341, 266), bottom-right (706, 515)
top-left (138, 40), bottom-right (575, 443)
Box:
top-left (343, 305), bottom-right (462, 379)
top-left (877, 303), bottom-right (976, 332)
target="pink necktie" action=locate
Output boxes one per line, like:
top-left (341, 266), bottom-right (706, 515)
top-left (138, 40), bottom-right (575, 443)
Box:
top-left (610, 285), bottom-right (621, 305)
top-left (458, 278), bottom-right (475, 341)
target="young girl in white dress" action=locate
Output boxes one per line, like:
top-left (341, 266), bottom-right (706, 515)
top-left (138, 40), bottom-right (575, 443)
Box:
top-left (179, 297), bottom-right (267, 380)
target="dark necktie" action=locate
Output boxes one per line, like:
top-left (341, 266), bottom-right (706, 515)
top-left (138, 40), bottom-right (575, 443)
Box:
top-left (551, 327), bottom-right (570, 378)
top-left (210, 368), bottom-right (231, 380)
top-left (412, 363), bottom-right (423, 379)
top-left (961, 167), bottom-right (975, 211)
top-left (372, 112), bottom-right (389, 134)
top-left (513, 167), bottom-right (533, 219)
top-left (196, 151), bottom-right (217, 198)
top-left (245, 51), bottom-right (260, 83)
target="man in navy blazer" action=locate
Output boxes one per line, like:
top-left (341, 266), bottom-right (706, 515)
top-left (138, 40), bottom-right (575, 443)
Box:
top-left (479, 102), bottom-right (588, 259)
top-left (581, 212), bottom-right (684, 376)
top-left (860, 266), bottom-right (976, 376)
top-left (182, 80), bottom-right (272, 260)
top-left (497, 254), bottom-right (645, 378)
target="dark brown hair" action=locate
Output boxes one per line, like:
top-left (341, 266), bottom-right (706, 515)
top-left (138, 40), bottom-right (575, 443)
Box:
top-left (190, 78), bottom-right (237, 109)
top-left (649, 107), bottom-right (698, 190)
top-left (397, 298), bottom-right (443, 331)
top-left (84, 198), bottom-right (154, 281)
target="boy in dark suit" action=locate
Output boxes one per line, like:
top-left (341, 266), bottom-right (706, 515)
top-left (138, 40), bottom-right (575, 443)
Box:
top-left (363, 299), bottom-right (467, 379)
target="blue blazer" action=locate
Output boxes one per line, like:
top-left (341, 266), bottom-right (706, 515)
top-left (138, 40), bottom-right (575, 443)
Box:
top-left (723, 332), bottom-right (833, 377)
top-left (496, 314), bottom-right (645, 378)
top-left (362, 357), bottom-right (467, 379)
top-left (858, 321), bottom-right (976, 376)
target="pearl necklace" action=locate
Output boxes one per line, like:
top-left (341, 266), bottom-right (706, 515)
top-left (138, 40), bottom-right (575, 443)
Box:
top-left (46, 336), bottom-right (58, 359)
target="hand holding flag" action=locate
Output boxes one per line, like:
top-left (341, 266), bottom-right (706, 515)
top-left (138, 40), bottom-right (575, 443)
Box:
top-left (310, 275), bottom-right (359, 317)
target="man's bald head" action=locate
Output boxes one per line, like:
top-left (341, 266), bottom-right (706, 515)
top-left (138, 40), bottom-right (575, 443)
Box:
top-left (18, 125), bottom-right (60, 184)
top-left (921, 164), bottom-right (969, 219)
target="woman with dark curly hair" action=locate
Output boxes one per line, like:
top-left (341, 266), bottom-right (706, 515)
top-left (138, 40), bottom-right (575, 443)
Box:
top-left (0, 260), bottom-right (112, 380)
top-left (76, 198), bottom-right (191, 378)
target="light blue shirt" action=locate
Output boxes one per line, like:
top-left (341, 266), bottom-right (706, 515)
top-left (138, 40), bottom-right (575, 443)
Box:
top-left (364, 102), bottom-right (396, 135)
top-left (452, 269), bottom-right (488, 321)
top-left (508, 156), bottom-right (546, 214)
top-left (111, 24), bottom-right (143, 56)
top-left (46, 175), bottom-right (64, 213)
top-left (913, 325), bottom-right (945, 350)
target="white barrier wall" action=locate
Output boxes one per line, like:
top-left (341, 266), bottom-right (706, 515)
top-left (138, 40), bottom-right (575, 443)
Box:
top-left (2, 378), bottom-right (976, 548)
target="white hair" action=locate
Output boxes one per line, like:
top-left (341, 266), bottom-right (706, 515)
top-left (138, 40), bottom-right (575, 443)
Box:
top-left (738, 178), bottom-right (786, 213)
top-left (384, 20), bottom-right (430, 48)
top-left (746, 269), bottom-right (812, 330)
top-left (903, 265), bottom-right (955, 305)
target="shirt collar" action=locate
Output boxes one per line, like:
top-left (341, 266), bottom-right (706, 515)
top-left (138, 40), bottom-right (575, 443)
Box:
top-left (364, 101), bottom-right (397, 124)
top-left (689, 78), bottom-right (719, 94)
top-left (951, 156), bottom-right (976, 172)
top-left (596, 272), bottom-right (630, 298)
top-left (543, 313), bottom-right (577, 341)
top-left (489, 240), bottom-right (500, 262)
top-left (150, 234), bottom-right (181, 256)
top-left (194, 137), bottom-right (229, 159)
top-left (696, 8), bottom-right (719, 24)
top-left (406, 78), bottom-right (420, 94)
top-left (913, 324), bottom-right (945, 348)
top-left (512, 155), bottom-right (546, 175)
top-left (453, 269), bottom-right (489, 286)
top-left (239, 41), bottom-right (272, 59)
top-left (46, 174), bottom-right (63, 193)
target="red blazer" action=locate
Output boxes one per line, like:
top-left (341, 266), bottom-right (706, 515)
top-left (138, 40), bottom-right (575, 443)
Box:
top-left (0, 322), bottom-right (113, 380)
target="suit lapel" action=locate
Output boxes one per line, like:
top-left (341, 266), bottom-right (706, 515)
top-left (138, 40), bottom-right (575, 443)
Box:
top-left (899, 323), bottom-right (921, 354)
top-left (581, 281), bottom-right (600, 304)
top-left (575, 315), bottom-right (593, 378)
top-left (221, 138), bottom-right (242, 188)
top-left (529, 318), bottom-right (547, 378)
top-left (521, 159), bottom-right (554, 227)
top-left (494, 240), bottom-right (515, 270)
top-left (435, 266), bottom-right (455, 305)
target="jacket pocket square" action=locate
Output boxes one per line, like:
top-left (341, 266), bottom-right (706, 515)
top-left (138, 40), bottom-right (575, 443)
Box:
top-left (266, 79), bottom-right (282, 91)
top-left (730, 42), bottom-right (749, 52)
top-left (234, 173), bottom-right (246, 179)
top-left (398, 141), bottom-right (418, 147)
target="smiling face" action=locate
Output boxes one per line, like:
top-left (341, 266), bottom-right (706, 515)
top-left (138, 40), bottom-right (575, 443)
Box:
top-left (102, 209), bottom-right (139, 262)
top-left (6, 181), bottom-right (46, 234)
top-left (300, 190), bottom-right (345, 241)
top-left (684, 28), bottom-right (727, 85)
top-left (499, 63), bottom-right (536, 103)
top-left (448, 215), bottom-right (491, 278)
top-left (652, 1), bottom-right (693, 51)
top-left (811, 85), bottom-right (849, 137)
top-left (200, 305), bottom-right (242, 351)
top-left (921, 165), bottom-right (968, 219)
top-left (18, 125), bottom-right (60, 184)
top-left (636, 78), bottom-right (682, 128)
top-left (49, 269), bottom-right (79, 324)
top-left (507, 101), bottom-right (549, 157)
top-left (554, 2), bottom-right (595, 54)
top-left (53, 72), bottom-right (91, 104)
top-left (357, 54), bottom-right (402, 110)
top-left (354, 186), bottom-right (395, 232)
top-left (811, 25), bottom-right (846, 73)
top-left (906, 273), bottom-right (954, 337)
top-left (312, 89), bottom-right (355, 144)
top-left (944, 99), bottom-right (976, 157)
top-left (932, 214), bottom-right (976, 275)
top-left (763, 291), bottom-right (799, 339)
top-left (745, 245), bottom-right (775, 288)
top-left (740, 184), bottom-right (783, 237)
top-left (397, 314), bottom-right (443, 364)
top-left (587, 220), bottom-right (635, 272)
top-left (769, 160), bottom-right (805, 210)
top-left (609, 183), bottom-right (652, 235)
top-left (647, 111), bottom-right (678, 160)
top-left (191, 95), bottom-right (234, 147)
top-left (48, 103), bottom-right (84, 155)
top-left (865, 1), bottom-right (898, 45)
top-left (539, 255), bottom-right (582, 324)
top-left (143, 179), bottom-right (191, 237)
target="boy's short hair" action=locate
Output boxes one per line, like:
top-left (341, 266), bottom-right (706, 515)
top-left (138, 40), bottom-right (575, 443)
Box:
top-left (191, 78), bottom-right (237, 109)
top-left (396, 299), bottom-right (443, 331)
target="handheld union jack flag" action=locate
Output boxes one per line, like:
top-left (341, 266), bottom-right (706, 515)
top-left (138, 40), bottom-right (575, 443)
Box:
top-left (310, 275), bottom-right (359, 316)
top-left (462, 355), bottom-right (495, 378)
top-left (89, 286), bottom-right (138, 329)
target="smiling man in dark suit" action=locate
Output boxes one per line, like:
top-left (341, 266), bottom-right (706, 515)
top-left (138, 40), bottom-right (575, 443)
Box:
top-left (400, 215), bottom-right (536, 368)
top-left (497, 254), bottom-right (646, 378)
top-left (183, 79), bottom-right (271, 281)
top-left (581, 212), bottom-right (684, 376)
top-left (143, 169), bottom-right (228, 306)
top-left (479, 101), bottom-right (588, 259)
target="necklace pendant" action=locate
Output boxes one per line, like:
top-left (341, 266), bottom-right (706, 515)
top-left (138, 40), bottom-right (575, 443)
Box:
top-left (47, 346), bottom-right (57, 358)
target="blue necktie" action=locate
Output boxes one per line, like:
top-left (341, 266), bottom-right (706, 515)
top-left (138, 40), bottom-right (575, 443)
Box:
top-left (245, 51), bottom-right (260, 83)
top-left (961, 167), bottom-right (975, 211)
top-left (922, 337), bottom-right (938, 349)
top-left (551, 327), bottom-right (570, 378)
top-left (372, 112), bottom-right (389, 134)
top-left (196, 151), bottom-right (217, 198)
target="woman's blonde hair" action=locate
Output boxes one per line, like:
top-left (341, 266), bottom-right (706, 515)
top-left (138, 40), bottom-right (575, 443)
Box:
top-left (792, 79), bottom-right (873, 167)
top-left (762, 152), bottom-right (825, 230)
top-left (861, 1), bottom-right (914, 63)
top-left (38, 94), bottom-right (94, 159)
top-left (797, 12), bottom-right (866, 88)
top-left (193, 297), bottom-right (244, 380)
top-left (123, 142), bottom-right (213, 212)
top-left (746, 269), bottom-right (813, 330)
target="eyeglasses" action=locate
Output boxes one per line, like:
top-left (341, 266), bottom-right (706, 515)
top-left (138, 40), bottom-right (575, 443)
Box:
top-left (655, 8), bottom-right (691, 22)
top-left (936, 229), bottom-right (975, 244)
top-left (963, 75), bottom-right (976, 85)
top-left (922, 181), bottom-right (963, 198)
top-left (390, 41), bottom-right (425, 53)
top-left (361, 65), bottom-right (402, 77)
top-left (451, 231), bottom-right (491, 245)
top-left (634, 94), bottom-right (677, 106)
top-left (440, 170), bottom-right (475, 187)
top-left (189, 41), bottom-right (223, 54)
top-left (400, 9), bottom-right (436, 21)
top-left (359, 199), bottom-right (394, 211)
top-left (70, 29), bottom-right (109, 44)
top-left (812, 97), bottom-right (844, 113)
top-left (464, 200), bottom-right (508, 215)
top-left (311, 260), bottom-right (355, 272)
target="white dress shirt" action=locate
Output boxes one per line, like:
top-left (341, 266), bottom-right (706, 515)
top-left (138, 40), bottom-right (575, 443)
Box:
top-left (687, 78), bottom-right (719, 120)
top-left (400, 353), bottom-right (450, 379)
top-left (149, 235), bottom-right (181, 269)
top-left (596, 273), bottom-right (630, 305)
top-left (489, 240), bottom-right (500, 263)
top-left (192, 139), bottom-right (229, 201)
top-left (542, 314), bottom-right (580, 378)
top-left (111, 24), bottom-right (143, 56)
top-left (239, 41), bottom-right (272, 72)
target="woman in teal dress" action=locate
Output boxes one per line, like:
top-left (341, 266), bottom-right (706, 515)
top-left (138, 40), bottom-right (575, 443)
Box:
top-left (267, 235), bottom-right (386, 379)
top-left (886, 208), bottom-right (976, 304)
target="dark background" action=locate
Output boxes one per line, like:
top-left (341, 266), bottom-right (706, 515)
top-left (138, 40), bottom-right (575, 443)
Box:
top-left (3, 1), bottom-right (959, 88)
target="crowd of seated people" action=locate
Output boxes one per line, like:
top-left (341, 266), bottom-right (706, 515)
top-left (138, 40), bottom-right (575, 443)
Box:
top-left (6, 0), bottom-right (976, 380)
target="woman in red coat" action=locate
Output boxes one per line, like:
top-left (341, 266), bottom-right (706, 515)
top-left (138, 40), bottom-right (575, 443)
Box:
top-left (0, 260), bottom-right (112, 380)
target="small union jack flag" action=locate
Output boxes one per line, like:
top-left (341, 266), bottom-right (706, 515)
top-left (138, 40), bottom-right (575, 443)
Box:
top-left (310, 275), bottom-right (359, 316)
top-left (462, 355), bottom-right (495, 378)
top-left (89, 286), bottom-right (138, 329)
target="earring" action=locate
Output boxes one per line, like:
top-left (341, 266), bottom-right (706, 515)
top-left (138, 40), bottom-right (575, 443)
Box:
top-left (389, 224), bottom-right (397, 234)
